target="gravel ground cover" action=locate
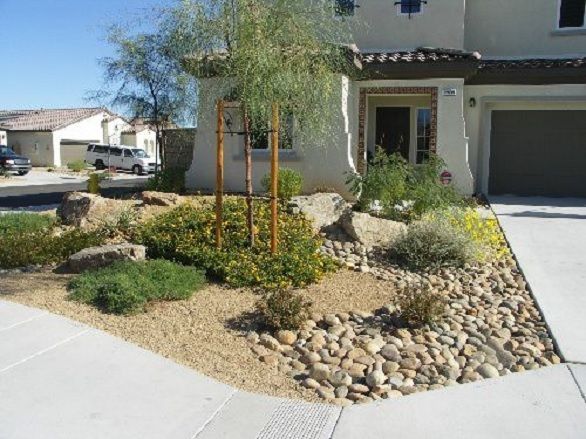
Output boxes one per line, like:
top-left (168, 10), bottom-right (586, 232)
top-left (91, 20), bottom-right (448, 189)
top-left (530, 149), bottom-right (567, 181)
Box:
top-left (0, 269), bottom-right (395, 402)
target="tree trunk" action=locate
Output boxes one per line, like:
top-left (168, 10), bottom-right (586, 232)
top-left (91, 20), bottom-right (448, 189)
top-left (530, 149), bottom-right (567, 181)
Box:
top-left (270, 103), bottom-right (279, 255)
top-left (243, 110), bottom-right (255, 247)
top-left (216, 100), bottom-right (225, 249)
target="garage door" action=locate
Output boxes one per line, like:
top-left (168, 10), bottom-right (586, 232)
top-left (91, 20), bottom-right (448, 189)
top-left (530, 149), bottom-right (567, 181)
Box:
top-left (60, 140), bottom-right (99, 166)
top-left (489, 110), bottom-right (586, 197)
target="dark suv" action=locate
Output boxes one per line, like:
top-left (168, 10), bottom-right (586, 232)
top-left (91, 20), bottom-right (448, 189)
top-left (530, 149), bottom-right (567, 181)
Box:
top-left (0, 146), bottom-right (32, 175)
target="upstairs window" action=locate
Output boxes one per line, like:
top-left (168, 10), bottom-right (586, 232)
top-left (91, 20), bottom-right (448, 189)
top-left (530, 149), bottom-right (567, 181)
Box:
top-left (559, 0), bottom-right (586, 28)
top-left (334, 0), bottom-right (355, 17)
top-left (397, 0), bottom-right (425, 17)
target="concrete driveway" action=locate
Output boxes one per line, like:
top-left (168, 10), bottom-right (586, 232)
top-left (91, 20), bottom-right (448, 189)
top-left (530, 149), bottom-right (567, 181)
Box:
top-left (491, 196), bottom-right (586, 364)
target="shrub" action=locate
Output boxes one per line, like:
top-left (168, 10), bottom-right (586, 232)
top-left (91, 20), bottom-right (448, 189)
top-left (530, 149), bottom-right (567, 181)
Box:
top-left (261, 168), bottom-right (303, 201)
top-left (347, 149), bottom-right (465, 222)
top-left (0, 229), bottom-right (104, 269)
top-left (426, 208), bottom-right (509, 261)
top-left (67, 160), bottom-right (87, 172)
top-left (391, 216), bottom-right (479, 271)
top-left (0, 213), bottom-right (55, 235)
top-left (146, 167), bottom-right (185, 194)
top-left (68, 260), bottom-right (205, 315)
top-left (256, 289), bottom-right (312, 330)
top-left (87, 173), bottom-right (101, 194)
top-left (98, 206), bottom-right (138, 240)
top-left (133, 199), bottom-right (336, 289)
top-left (395, 282), bottom-right (446, 327)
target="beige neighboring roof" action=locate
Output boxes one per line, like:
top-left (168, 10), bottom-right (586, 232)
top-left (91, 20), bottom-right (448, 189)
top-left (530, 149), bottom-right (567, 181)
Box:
top-left (121, 126), bottom-right (155, 135)
top-left (0, 108), bottom-right (114, 132)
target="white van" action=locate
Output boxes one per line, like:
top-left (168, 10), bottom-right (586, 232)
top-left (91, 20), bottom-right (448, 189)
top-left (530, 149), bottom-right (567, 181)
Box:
top-left (85, 144), bottom-right (157, 175)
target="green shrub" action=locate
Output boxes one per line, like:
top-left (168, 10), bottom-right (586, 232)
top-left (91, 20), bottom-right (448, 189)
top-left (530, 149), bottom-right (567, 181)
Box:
top-left (146, 167), bottom-right (185, 194)
top-left (133, 199), bottom-right (336, 290)
top-left (67, 160), bottom-right (87, 172)
top-left (87, 173), bottom-right (101, 194)
top-left (347, 149), bottom-right (464, 222)
top-left (0, 229), bottom-right (104, 269)
top-left (256, 289), bottom-right (312, 330)
top-left (0, 213), bottom-right (55, 235)
top-left (395, 282), bottom-right (446, 327)
top-left (98, 207), bottom-right (138, 240)
top-left (68, 260), bottom-right (205, 315)
top-left (261, 168), bottom-right (303, 200)
top-left (391, 216), bottom-right (479, 271)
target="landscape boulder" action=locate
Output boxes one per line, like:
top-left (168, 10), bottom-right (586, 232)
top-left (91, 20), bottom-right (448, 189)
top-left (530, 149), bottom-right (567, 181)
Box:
top-left (67, 244), bottom-right (146, 273)
top-left (141, 191), bottom-right (183, 207)
top-left (59, 192), bottom-right (134, 230)
top-left (289, 193), bottom-right (349, 232)
top-left (340, 211), bottom-right (407, 248)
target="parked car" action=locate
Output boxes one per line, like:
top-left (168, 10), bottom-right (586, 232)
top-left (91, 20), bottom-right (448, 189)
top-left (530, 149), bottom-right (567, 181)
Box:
top-left (0, 145), bottom-right (32, 176)
top-left (85, 144), bottom-right (157, 175)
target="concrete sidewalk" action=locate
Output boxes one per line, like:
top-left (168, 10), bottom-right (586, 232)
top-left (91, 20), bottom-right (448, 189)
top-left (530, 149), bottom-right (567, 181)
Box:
top-left (491, 196), bottom-right (586, 364)
top-left (1, 300), bottom-right (585, 439)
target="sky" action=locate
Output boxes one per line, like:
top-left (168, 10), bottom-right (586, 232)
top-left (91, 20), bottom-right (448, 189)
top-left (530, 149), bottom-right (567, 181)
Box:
top-left (0, 0), bottom-right (170, 112)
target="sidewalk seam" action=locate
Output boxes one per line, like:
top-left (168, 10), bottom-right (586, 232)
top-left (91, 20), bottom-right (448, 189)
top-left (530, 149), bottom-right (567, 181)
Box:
top-left (191, 388), bottom-right (238, 439)
top-left (567, 365), bottom-right (586, 405)
top-left (0, 312), bottom-right (47, 333)
top-left (327, 406), bottom-right (344, 439)
top-left (0, 328), bottom-right (89, 374)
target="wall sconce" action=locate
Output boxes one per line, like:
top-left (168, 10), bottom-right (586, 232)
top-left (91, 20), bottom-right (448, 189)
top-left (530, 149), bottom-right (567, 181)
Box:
top-left (469, 98), bottom-right (477, 108)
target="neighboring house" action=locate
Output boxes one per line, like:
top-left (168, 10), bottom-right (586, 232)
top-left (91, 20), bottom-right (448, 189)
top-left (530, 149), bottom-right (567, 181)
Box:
top-left (188, 0), bottom-right (586, 198)
top-left (0, 130), bottom-right (6, 145)
top-left (121, 126), bottom-right (157, 158)
top-left (0, 108), bottom-right (131, 167)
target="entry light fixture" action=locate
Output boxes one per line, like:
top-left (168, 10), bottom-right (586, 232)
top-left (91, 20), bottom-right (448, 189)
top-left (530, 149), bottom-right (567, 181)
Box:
top-left (469, 98), bottom-right (477, 108)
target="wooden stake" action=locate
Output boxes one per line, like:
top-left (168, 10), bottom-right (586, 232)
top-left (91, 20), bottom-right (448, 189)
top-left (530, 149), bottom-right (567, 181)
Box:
top-left (216, 100), bottom-right (225, 249)
top-left (270, 103), bottom-right (279, 254)
top-left (243, 110), bottom-right (255, 247)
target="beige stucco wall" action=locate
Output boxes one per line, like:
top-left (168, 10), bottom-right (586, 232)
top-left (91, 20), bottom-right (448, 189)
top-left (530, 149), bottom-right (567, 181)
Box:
top-left (7, 131), bottom-right (55, 166)
top-left (186, 76), bottom-right (358, 196)
top-left (465, 0), bottom-right (586, 57)
top-left (105, 117), bottom-right (131, 145)
top-left (464, 84), bottom-right (586, 194)
top-left (348, 0), bottom-right (465, 51)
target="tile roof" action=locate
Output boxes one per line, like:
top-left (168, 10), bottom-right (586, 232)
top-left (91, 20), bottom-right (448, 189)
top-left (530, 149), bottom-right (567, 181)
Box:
top-left (0, 108), bottom-right (110, 132)
top-left (479, 57), bottom-right (586, 71)
top-left (361, 48), bottom-right (482, 65)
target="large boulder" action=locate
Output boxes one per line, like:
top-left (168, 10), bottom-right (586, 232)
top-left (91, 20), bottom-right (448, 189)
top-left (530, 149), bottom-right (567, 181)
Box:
top-left (141, 191), bottom-right (183, 207)
top-left (289, 193), bottom-right (349, 232)
top-left (67, 244), bottom-right (146, 273)
top-left (59, 192), bottom-right (134, 230)
top-left (341, 211), bottom-right (407, 248)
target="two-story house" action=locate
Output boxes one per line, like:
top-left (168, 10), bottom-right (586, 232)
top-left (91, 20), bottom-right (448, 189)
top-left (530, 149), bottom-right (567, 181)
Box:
top-left (187, 0), bottom-right (586, 198)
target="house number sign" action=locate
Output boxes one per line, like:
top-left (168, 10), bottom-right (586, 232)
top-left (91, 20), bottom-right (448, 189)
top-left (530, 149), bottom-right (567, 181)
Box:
top-left (442, 88), bottom-right (457, 97)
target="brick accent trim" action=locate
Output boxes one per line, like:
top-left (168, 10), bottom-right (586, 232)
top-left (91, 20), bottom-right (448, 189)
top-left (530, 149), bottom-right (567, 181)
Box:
top-left (357, 87), bottom-right (438, 174)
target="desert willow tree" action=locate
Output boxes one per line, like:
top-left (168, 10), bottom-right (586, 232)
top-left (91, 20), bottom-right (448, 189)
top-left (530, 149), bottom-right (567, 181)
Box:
top-left (170, 0), bottom-right (355, 248)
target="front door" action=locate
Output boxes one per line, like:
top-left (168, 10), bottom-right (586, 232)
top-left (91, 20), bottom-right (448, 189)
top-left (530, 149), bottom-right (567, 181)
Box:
top-left (375, 107), bottom-right (410, 160)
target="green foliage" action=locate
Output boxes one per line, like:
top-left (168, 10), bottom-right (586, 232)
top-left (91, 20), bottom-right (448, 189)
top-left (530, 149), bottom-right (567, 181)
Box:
top-left (348, 150), bottom-right (465, 222)
top-left (87, 173), bottom-right (102, 194)
top-left (98, 207), bottom-right (138, 240)
top-left (0, 167), bottom-right (11, 178)
top-left (0, 213), bottom-right (55, 235)
top-left (0, 229), bottom-right (104, 269)
top-left (256, 289), bottom-right (312, 330)
top-left (68, 260), bottom-right (206, 315)
top-left (175, 0), bottom-right (352, 147)
top-left (391, 216), bottom-right (480, 271)
top-left (133, 199), bottom-right (336, 289)
top-left (145, 167), bottom-right (186, 193)
top-left (395, 282), bottom-right (446, 327)
top-left (261, 168), bottom-right (303, 201)
top-left (67, 160), bottom-right (87, 172)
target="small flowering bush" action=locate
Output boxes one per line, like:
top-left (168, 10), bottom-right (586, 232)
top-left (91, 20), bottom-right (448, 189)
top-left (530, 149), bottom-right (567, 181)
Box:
top-left (133, 199), bottom-right (336, 289)
top-left (261, 168), bottom-right (304, 201)
top-left (256, 289), bottom-right (312, 330)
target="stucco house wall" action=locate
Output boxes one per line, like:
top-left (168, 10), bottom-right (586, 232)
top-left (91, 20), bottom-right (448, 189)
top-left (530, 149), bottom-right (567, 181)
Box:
top-left (465, 0), bottom-right (586, 57)
top-left (0, 130), bottom-right (7, 145)
top-left (52, 112), bottom-right (110, 166)
top-left (105, 117), bottom-right (131, 145)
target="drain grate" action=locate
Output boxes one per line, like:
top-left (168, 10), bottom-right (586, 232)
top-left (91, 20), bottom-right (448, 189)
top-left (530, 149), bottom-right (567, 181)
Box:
top-left (256, 400), bottom-right (340, 439)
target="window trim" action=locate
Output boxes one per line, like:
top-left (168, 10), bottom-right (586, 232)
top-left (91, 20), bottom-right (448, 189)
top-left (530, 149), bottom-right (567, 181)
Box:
top-left (556, 0), bottom-right (586, 31)
top-left (396, 0), bottom-right (425, 17)
top-left (415, 107), bottom-right (432, 165)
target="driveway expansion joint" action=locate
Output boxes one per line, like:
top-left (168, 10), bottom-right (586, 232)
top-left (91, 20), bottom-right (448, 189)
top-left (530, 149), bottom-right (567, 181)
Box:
top-left (568, 365), bottom-right (586, 405)
top-left (0, 312), bottom-right (47, 333)
top-left (192, 388), bottom-right (238, 439)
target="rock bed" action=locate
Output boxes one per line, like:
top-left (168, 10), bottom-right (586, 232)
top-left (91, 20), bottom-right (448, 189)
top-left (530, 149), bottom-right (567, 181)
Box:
top-left (248, 256), bottom-right (560, 406)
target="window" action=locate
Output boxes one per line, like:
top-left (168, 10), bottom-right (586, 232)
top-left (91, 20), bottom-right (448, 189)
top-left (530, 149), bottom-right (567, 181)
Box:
top-left (334, 0), bottom-right (355, 17)
top-left (397, 0), bottom-right (425, 16)
top-left (124, 149), bottom-right (133, 157)
top-left (110, 147), bottom-right (122, 157)
top-left (559, 0), bottom-right (586, 28)
top-left (250, 113), bottom-right (294, 150)
top-left (416, 108), bottom-right (431, 164)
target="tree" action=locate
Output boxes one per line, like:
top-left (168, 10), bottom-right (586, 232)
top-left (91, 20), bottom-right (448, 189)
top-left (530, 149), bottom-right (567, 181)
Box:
top-left (171, 0), bottom-right (353, 246)
top-left (91, 24), bottom-right (196, 169)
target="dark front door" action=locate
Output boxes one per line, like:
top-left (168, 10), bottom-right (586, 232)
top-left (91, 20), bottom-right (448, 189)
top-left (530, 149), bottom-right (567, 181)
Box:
top-left (376, 107), bottom-right (410, 160)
